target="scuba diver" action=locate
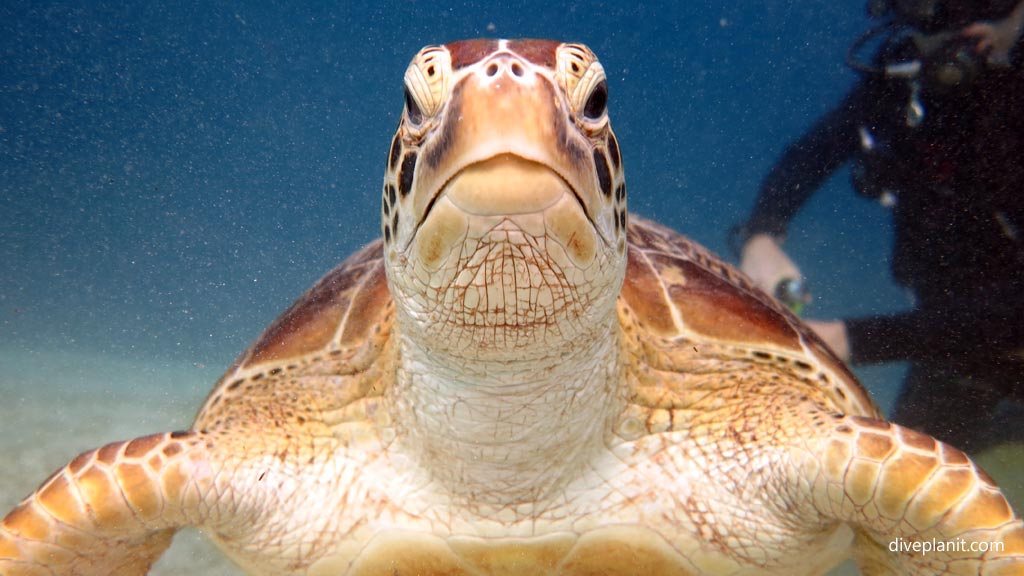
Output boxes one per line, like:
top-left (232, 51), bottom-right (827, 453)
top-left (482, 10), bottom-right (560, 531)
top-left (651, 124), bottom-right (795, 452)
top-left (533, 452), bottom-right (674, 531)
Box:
top-left (731, 0), bottom-right (1024, 453)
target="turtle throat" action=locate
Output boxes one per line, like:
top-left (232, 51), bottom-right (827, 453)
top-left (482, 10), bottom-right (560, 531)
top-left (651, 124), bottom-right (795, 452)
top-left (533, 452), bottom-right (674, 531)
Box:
top-left (392, 313), bottom-right (623, 506)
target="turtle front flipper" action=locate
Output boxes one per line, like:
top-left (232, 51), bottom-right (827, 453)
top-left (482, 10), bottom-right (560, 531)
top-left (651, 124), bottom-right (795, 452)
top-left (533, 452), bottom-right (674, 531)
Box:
top-left (0, 431), bottom-right (213, 576)
top-left (803, 414), bottom-right (1024, 574)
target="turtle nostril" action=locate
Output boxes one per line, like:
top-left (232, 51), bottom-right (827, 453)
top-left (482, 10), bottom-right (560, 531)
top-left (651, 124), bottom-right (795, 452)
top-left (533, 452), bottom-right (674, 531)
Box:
top-left (510, 62), bottom-right (524, 77)
top-left (486, 63), bottom-right (499, 77)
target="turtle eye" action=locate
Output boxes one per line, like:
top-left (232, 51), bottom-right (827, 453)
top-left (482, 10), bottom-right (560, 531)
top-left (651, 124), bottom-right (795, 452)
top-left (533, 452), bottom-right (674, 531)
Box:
top-left (556, 44), bottom-right (608, 129)
top-left (583, 80), bottom-right (608, 120)
top-left (404, 86), bottom-right (424, 125)
top-left (402, 45), bottom-right (452, 135)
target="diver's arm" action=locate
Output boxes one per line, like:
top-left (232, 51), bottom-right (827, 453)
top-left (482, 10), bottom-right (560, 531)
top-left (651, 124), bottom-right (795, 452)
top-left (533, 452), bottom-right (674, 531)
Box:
top-left (735, 80), bottom-right (876, 293)
top-left (844, 305), bottom-right (1024, 367)
top-left (805, 319), bottom-right (850, 362)
top-left (739, 81), bottom-right (873, 241)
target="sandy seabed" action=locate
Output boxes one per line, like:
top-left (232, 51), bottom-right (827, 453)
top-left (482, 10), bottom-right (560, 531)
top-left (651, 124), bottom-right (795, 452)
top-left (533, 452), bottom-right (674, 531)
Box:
top-left (0, 346), bottom-right (244, 574)
top-left (0, 346), bottom-right (1019, 576)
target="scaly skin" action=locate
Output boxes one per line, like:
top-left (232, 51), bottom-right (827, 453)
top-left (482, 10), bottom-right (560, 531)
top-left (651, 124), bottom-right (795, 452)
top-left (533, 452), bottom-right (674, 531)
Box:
top-left (0, 433), bottom-right (212, 575)
top-left (1, 38), bottom-right (1022, 575)
top-left (806, 416), bottom-right (1024, 574)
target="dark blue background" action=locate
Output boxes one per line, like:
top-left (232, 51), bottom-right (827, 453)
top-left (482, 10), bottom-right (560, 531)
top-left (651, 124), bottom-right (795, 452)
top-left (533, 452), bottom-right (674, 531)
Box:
top-left (0, 1), bottom-right (908, 406)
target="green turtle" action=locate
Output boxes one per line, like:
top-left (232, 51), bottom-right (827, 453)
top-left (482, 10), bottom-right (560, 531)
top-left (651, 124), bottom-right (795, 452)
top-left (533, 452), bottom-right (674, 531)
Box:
top-left (1, 38), bottom-right (1022, 576)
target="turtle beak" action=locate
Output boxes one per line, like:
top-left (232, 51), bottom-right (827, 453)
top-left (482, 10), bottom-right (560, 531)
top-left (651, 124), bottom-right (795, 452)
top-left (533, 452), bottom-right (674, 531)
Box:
top-left (437, 153), bottom-right (571, 215)
top-left (407, 52), bottom-right (601, 250)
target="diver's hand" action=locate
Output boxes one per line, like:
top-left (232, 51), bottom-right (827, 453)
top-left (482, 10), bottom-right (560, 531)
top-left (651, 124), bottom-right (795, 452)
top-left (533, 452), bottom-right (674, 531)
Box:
top-left (963, 1), bottom-right (1024, 67)
top-left (963, 22), bottom-right (1017, 66)
top-left (806, 319), bottom-right (851, 363)
top-left (739, 234), bottom-right (803, 295)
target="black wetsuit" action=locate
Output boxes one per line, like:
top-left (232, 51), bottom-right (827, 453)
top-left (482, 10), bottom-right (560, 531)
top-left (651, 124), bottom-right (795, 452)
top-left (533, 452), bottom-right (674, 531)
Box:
top-left (735, 38), bottom-right (1024, 452)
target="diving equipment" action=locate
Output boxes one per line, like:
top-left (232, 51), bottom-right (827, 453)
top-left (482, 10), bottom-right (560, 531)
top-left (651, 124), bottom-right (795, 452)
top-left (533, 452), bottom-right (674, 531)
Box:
top-left (775, 277), bottom-right (812, 315)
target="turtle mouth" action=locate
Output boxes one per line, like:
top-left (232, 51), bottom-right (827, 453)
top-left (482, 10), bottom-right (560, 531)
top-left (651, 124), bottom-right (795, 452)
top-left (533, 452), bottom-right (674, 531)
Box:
top-left (411, 153), bottom-right (594, 244)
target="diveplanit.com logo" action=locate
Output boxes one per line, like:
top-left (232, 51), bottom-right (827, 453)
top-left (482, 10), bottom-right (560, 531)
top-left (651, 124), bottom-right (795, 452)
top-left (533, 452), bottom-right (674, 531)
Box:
top-left (889, 537), bottom-right (1005, 555)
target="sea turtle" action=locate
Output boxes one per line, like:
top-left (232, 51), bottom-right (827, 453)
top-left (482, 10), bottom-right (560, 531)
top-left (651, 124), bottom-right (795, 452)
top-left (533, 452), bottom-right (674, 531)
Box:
top-left (1, 38), bottom-right (1021, 576)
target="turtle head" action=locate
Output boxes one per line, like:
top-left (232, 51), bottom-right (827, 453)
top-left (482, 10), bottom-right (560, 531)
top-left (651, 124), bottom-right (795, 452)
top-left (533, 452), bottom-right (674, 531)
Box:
top-left (382, 39), bottom-right (627, 360)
